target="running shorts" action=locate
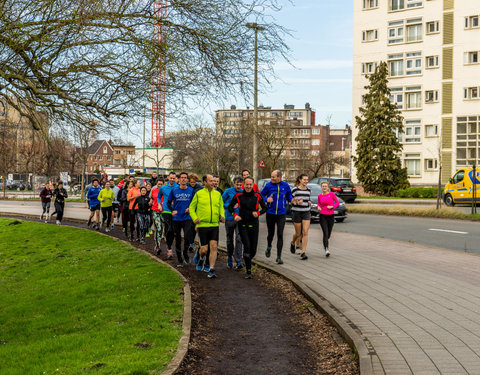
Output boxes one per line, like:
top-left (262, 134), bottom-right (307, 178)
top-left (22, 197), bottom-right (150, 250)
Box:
top-left (197, 227), bottom-right (219, 246)
top-left (89, 204), bottom-right (100, 212)
top-left (292, 211), bottom-right (311, 223)
top-left (112, 203), bottom-right (120, 213)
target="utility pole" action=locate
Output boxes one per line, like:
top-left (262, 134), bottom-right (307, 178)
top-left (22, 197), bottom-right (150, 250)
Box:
top-left (143, 106), bottom-right (146, 172)
top-left (246, 22), bottom-right (264, 183)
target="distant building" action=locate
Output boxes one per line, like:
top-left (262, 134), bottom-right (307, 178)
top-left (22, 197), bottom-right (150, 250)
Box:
top-left (353, 1), bottom-right (480, 185)
top-left (86, 140), bottom-right (114, 173)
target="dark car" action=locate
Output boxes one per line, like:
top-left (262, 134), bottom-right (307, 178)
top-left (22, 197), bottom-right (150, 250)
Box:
top-left (286, 183), bottom-right (347, 223)
top-left (7, 180), bottom-right (27, 190)
top-left (310, 177), bottom-right (357, 203)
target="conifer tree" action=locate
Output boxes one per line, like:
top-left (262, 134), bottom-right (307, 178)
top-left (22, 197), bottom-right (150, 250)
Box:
top-left (353, 62), bottom-right (409, 195)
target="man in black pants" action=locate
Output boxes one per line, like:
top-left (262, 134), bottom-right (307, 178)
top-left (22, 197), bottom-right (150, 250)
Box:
top-left (228, 177), bottom-right (267, 278)
top-left (260, 170), bottom-right (293, 264)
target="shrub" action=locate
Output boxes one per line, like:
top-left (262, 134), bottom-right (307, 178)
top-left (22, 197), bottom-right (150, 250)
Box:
top-left (394, 187), bottom-right (442, 198)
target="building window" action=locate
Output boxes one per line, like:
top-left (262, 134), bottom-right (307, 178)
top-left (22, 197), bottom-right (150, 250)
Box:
top-left (389, 87), bottom-right (404, 109)
top-left (287, 111), bottom-right (303, 118)
top-left (425, 124), bottom-right (438, 137)
top-left (363, 0), bottom-right (378, 10)
top-left (405, 155), bottom-right (421, 176)
top-left (362, 29), bottom-right (378, 42)
top-left (465, 15), bottom-right (479, 29)
top-left (270, 111), bottom-right (283, 117)
top-left (406, 52), bottom-right (422, 75)
top-left (464, 87), bottom-right (480, 100)
top-left (388, 20), bottom-right (404, 44)
top-left (464, 51), bottom-right (479, 65)
top-left (290, 150), bottom-right (296, 156)
top-left (103, 146), bottom-right (107, 153)
top-left (426, 21), bottom-right (440, 34)
top-left (362, 62), bottom-right (378, 75)
top-left (425, 90), bottom-right (439, 103)
top-left (456, 116), bottom-right (480, 167)
top-left (114, 150), bottom-right (120, 154)
top-left (389, 55), bottom-right (404, 76)
top-left (404, 120), bottom-right (421, 142)
top-left (426, 55), bottom-right (439, 68)
top-left (405, 87), bottom-right (422, 109)
top-left (312, 128), bottom-right (320, 135)
top-left (406, 19), bottom-right (423, 42)
top-left (107, 156), bottom-right (112, 161)
top-left (425, 159), bottom-right (438, 171)
top-left (312, 139), bottom-right (320, 146)
top-left (389, 0), bottom-right (422, 11)
top-left (388, 52), bottom-right (422, 77)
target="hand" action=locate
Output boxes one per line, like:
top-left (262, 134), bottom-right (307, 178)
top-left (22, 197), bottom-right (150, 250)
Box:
top-left (185, 208), bottom-right (189, 213)
top-left (327, 205), bottom-right (333, 209)
top-left (234, 215), bottom-right (242, 222)
top-left (194, 219), bottom-right (201, 224)
top-left (220, 216), bottom-right (225, 223)
top-left (252, 212), bottom-right (259, 218)
top-left (267, 194), bottom-right (274, 203)
top-left (298, 199), bottom-right (303, 205)
top-left (234, 203), bottom-right (238, 209)
top-left (172, 210), bottom-right (178, 216)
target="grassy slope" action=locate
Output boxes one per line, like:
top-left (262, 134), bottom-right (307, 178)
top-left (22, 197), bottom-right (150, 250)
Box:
top-left (0, 218), bottom-right (183, 375)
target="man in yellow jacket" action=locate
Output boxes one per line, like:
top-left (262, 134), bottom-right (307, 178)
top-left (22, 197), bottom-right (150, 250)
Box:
top-left (98, 183), bottom-right (115, 232)
top-left (189, 174), bottom-right (225, 278)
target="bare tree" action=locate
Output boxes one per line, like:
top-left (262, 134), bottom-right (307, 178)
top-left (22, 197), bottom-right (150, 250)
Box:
top-left (257, 122), bottom-right (291, 174)
top-left (308, 149), bottom-right (345, 178)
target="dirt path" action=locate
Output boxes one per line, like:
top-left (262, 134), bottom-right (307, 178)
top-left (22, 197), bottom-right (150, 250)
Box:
top-left (5, 216), bottom-right (358, 375)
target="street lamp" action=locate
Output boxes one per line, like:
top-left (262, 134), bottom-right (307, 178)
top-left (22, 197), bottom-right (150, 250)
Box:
top-left (246, 22), bottom-right (264, 183)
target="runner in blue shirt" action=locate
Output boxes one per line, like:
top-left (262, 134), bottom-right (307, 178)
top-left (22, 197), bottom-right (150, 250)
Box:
top-left (222, 176), bottom-right (244, 269)
top-left (157, 171), bottom-right (179, 259)
top-left (86, 178), bottom-right (102, 230)
top-left (167, 172), bottom-right (194, 267)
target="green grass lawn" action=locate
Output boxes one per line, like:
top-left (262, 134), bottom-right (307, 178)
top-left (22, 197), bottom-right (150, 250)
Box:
top-left (0, 218), bottom-right (184, 375)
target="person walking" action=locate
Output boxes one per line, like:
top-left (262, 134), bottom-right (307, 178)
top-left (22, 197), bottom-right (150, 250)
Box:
top-left (127, 179), bottom-right (141, 241)
top-left (290, 174), bottom-right (311, 260)
top-left (86, 179), bottom-right (102, 229)
top-left (261, 170), bottom-right (293, 264)
top-left (99, 182), bottom-right (115, 232)
top-left (157, 172), bottom-right (179, 258)
top-left (135, 187), bottom-right (152, 244)
top-left (317, 181), bottom-right (339, 257)
top-left (188, 173), bottom-right (203, 252)
top-left (189, 174), bottom-right (225, 279)
top-left (228, 177), bottom-right (267, 279)
top-left (151, 178), bottom-right (164, 255)
top-left (222, 176), bottom-right (244, 269)
top-left (39, 183), bottom-right (53, 223)
top-left (53, 181), bottom-right (68, 225)
top-left (167, 172), bottom-right (194, 267)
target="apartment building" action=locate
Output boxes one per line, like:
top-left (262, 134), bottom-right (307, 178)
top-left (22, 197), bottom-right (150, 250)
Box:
top-left (353, 0), bottom-right (480, 185)
top-left (216, 104), bottom-right (322, 180)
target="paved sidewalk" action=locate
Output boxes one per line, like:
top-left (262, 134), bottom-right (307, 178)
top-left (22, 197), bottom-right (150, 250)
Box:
top-left (2, 202), bottom-right (480, 374)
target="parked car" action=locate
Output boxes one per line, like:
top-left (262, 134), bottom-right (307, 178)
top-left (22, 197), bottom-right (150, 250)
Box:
top-left (309, 177), bottom-right (357, 203)
top-left (7, 180), bottom-right (27, 191)
top-left (443, 167), bottom-right (480, 206)
top-left (256, 178), bottom-right (270, 192)
top-left (286, 183), bottom-right (347, 223)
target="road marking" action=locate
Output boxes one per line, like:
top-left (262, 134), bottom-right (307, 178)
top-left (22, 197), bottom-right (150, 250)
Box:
top-left (429, 228), bottom-right (468, 235)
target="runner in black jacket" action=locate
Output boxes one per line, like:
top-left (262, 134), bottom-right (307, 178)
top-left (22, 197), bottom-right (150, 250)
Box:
top-left (135, 187), bottom-right (152, 244)
top-left (53, 182), bottom-right (68, 224)
top-left (228, 177), bottom-right (267, 279)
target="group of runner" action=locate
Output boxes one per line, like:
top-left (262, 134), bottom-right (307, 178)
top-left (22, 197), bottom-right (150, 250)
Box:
top-left (80, 169), bottom-right (340, 279)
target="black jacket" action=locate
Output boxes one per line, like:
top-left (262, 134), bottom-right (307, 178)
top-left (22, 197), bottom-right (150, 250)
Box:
top-left (119, 188), bottom-right (129, 208)
top-left (135, 195), bottom-right (151, 215)
top-left (228, 190), bottom-right (267, 224)
top-left (53, 188), bottom-right (68, 203)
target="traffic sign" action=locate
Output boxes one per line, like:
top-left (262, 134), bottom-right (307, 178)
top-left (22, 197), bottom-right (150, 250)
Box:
top-left (258, 160), bottom-right (265, 168)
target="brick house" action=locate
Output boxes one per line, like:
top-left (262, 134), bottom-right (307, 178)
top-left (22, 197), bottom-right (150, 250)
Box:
top-left (86, 140), bottom-right (114, 173)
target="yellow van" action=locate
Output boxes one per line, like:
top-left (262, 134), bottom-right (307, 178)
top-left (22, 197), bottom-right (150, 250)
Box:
top-left (443, 167), bottom-right (480, 206)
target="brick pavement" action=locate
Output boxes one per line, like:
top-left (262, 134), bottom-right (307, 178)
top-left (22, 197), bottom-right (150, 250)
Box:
top-left (2, 201), bottom-right (480, 374)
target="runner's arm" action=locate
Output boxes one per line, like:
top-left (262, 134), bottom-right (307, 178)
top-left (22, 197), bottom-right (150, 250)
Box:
top-left (188, 193), bottom-right (199, 222)
top-left (166, 190), bottom-right (175, 211)
top-left (258, 195), bottom-right (267, 216)
top-left (227, 194), bottom-right (238, 216)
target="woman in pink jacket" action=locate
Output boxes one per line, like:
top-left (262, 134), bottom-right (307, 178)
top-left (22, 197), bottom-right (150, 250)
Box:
top-left (317, 181), bottom-right (339, 257)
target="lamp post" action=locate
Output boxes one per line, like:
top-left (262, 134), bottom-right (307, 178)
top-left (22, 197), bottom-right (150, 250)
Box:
top-left (246, 22), bottom-right (264, 183)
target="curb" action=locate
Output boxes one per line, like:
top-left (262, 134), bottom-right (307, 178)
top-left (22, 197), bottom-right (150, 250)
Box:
top-left (217, 245), bottom-right (374, 375)
top-left (0, 212), bottom-right (192, 375)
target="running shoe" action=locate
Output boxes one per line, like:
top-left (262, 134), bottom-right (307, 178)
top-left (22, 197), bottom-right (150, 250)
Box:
top-left (325, 248), bottom-right (330, 258)
top-left (167, 249), bottom-right (173, 259)
top-left (245, 273), bottom-right (253, 279)
top-left (234, 262), bottom-right (243, 271)
top-left (290, 242), bottom-right (296, 254)
top-left (40, 214), bottom-right (43, 221)
top-left (276, 257), bottom-right (283, 265)
top-left (146, 232), bottom-right (150, 238)
top-left (56, 220), bottom-right (60, 225)
top-left (140, 239), bottom-right (146, 244)
top-left (105, 228), bottom-right (110, 233)
top-left (203, 265), bottom-right (210, 273)
top-left (227, 256), bottom-right (234, 269)
top-left (300, 253), bottom-right (308, 260)
top-left (176, 262), bottom-right (184, 268)
top-left (196, 256), bottom-right (205, 271)
top-left (193, 250), bottom-right (200, 265)
top-left (155, 246), bottom-right (161, 256)
top-left (265, 247), bottom-right (271, 258)
top-left (207, 269), bottom-right (217, 278)
top-left (149, 230), bottom-right (153, 236)
top-left (111, 224), bottom-right (115, 230)
top-left (183, 250), bottom-right (190, 264)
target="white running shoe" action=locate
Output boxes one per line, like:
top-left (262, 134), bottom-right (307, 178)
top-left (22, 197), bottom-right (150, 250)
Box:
top-left (105, 228), bottom-right (110, 233)
top-left (325, 248), bottom-right (330, 258)
top-left (40, 214), bottom-right (43, 220)
top-left (56, 220), bottom-right (60, 225)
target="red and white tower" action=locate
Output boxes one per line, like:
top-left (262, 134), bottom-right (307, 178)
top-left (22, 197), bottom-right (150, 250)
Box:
top-left (151, 0), bottom-right (167, 148)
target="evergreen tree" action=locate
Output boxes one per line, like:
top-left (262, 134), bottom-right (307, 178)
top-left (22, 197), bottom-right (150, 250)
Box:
top-left (353, 62), bottom-right (409, 196)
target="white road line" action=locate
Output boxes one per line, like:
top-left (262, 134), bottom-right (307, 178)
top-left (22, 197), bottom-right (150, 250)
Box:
top-left (429, 228), bottom-right (469, 235)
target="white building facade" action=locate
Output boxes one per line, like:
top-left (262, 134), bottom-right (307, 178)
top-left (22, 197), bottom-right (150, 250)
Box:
top-left (353, 0), bottom-right (480, 185)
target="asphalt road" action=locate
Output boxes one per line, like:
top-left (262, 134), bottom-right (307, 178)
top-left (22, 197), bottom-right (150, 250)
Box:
top-left (333, 213), bottom-right (480, 254)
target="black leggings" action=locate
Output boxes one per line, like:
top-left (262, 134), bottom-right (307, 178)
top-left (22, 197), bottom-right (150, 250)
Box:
top-left (239, 221), bottom-right (259, 273)
top-left (129, 209), bottom-right (139, 237)
top-left (266, 213), bottom-right (286, 257)
top-left (121, 205), bottom-right (129, 231)
top-left (173, 220), bottom-right (192, 262)
top-left (162, 213), bottom-right (174, 249)
top-left (54, 201), bottom-right (65, 222)
top-left (319, 214), bottom-right (335, 249)
top-left (102, 206), bottom-right (113, 227)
